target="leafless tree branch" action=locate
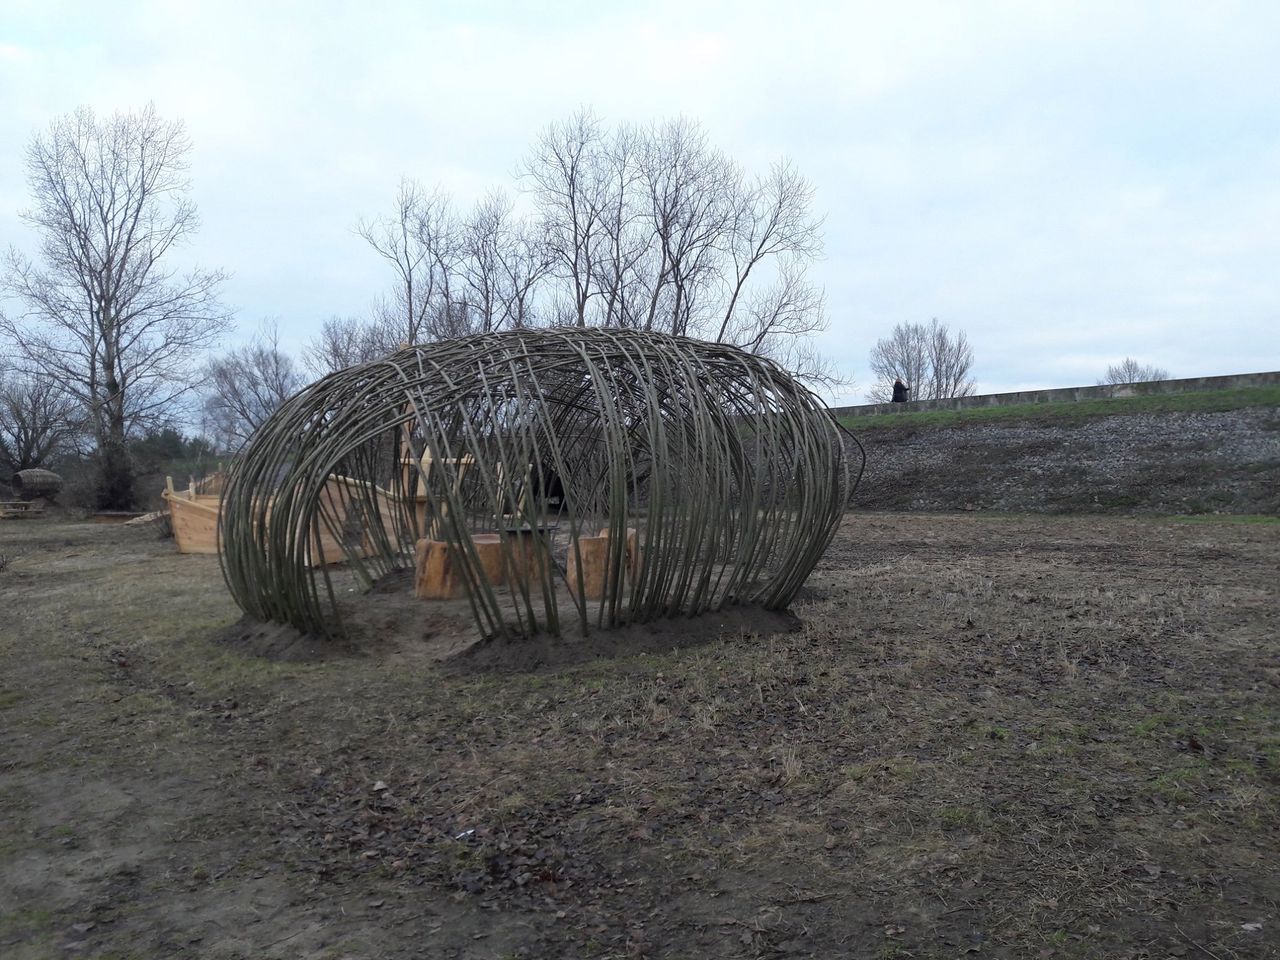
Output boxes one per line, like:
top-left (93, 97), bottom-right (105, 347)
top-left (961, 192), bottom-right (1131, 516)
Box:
top-left (1100, 357), bottom-right (1170, 385)
top-left (0, 104), bottom-right (230, 508)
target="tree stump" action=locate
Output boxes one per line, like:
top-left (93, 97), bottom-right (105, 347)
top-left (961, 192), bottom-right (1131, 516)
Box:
top-left (568, 527), bottom-right (640, 601)
top-left (472, 533), bottom-right (506, 586)
top-left (567, 534), bottom-right (610, 601)
top-left (415, 534), bottom-right (507, 600)
top-left (599, 526), bottom-right (641, 579)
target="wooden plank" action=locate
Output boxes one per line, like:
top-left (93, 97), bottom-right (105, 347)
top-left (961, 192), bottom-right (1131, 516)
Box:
top-left (164, 491), bottom-right (220, 553)
top-left (163, 476), bottom-right (396, 565)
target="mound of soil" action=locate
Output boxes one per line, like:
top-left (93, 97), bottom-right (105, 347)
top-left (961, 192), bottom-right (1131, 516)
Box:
top-left (215, 599), bottom-right (800, 671)
top-left (450, 605), bottom-right (801, 674)
top-left (212, 617), bottom-right (358, 662)
top-left (214, 559), bottom-right (804, 669)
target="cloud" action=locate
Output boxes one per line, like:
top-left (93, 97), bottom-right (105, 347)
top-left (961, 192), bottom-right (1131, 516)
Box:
top-left (1, 0), bottom-right (1277, 396)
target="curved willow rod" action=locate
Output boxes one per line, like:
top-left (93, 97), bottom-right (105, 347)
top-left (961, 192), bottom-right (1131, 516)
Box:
top-left (219, 328), bottom-right (863, 639)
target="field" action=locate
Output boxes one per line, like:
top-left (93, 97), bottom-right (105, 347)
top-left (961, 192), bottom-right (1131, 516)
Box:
top-left (2, 512), bottom-right (1278, 958)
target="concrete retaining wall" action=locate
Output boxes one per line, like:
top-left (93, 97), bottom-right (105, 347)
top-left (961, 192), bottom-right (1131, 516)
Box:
top-left (834, 370), bottom-right (1280, 419)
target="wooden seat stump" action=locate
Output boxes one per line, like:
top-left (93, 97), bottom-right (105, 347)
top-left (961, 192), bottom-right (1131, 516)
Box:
top-left (567, 526), bottom-right (640, 601)
top-left (416, 534), bottom-right (499, 600)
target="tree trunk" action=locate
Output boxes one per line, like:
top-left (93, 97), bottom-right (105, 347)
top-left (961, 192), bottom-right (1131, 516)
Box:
top-left (96, 351), bottom-right (135, 508)
top-left (95, 434), bottom-right (135, 510)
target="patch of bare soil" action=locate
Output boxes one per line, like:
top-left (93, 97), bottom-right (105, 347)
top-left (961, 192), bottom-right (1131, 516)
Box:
top-left (451, 605), bottom-right (801, 674)
top-left (2, 512), bottom-right (1278, 958)
top-left (213, 617), bottom-right (354, 661)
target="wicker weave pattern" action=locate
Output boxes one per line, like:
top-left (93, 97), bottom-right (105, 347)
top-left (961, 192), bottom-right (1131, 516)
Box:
top-left (218, 328), bottom-right (859, 638)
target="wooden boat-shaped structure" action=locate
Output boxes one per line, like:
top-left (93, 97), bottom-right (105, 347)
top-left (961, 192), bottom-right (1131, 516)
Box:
top-left (162, 477), bottom-right (224, 554)
top-left (163, 475), bottom-right (393, 565)
top-left (163, 450), bottom-right (470, 566)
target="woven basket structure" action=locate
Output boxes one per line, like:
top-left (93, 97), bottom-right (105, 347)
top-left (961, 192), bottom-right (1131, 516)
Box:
top-left (13, 468), bottom-right (63, 501)
top-left (219, 328), bottom-right (861, 639)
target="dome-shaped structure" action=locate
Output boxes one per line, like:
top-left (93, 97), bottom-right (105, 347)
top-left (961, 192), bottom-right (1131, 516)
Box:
top-left (13, 467), bottom-right (63, 501)
top-left (219, 328), bottom-right (860, 639)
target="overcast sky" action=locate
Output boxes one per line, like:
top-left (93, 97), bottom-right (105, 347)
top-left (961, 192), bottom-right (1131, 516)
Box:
top-left (2, 0), bottom-right (1278, 402)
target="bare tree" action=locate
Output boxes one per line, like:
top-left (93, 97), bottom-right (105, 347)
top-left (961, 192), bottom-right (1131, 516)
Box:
top-left (867, 319), bottom-right (975, 402)
top-left (362, 110), bottom-right (835, 383)
top-left (595, 124), bottom-right (650, 328)
top-left (521, 109), bottom-right (609, 327)
top-left (925, 318), bottom-right (976, 399)
top-left (721, 260), bottom-right (837, 384)
top-left (717, 161), bottom-right (823, 342)
top-left (357, 179), bottom-right (460, 345)
top-left (203, 323), bottom-right (306, 450)
top-left (0, 105), bottom-right (229, 508)
top-left (457, 192), bottom-right (551, 333)
top-left (1100, 357), bottom-right (1170, 385)
top-left (303, 315), bottom-right (393, 377)
top-left (459, 191), bottom-right (511, 333)
top-left (866, 322), bottom-right (930, 402)
top-left (494, 217), bottom-right (552, 330)
top-left (638, 117), bottom-right (734, 336)
top-left (0, 368), bottom-right (82, 481)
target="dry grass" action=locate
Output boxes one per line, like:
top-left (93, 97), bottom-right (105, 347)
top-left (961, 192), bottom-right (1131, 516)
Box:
top-left (1, 512), bottom-right (1277, 958)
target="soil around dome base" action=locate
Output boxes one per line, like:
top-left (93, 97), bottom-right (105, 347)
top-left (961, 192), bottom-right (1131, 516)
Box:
top-left (212, 598), bottom-right (800, 670)
top-left (448, 605), bottom-right (802, 675)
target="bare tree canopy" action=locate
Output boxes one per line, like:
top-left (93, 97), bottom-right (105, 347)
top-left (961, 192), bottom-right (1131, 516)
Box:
top-left (303, 315), bottom-right (393, 378)
top-left (203, 322), bottom-right (306, 451)
top-left (0, 104), bottom-right (230, 508)
top-left (356, 179), bottom-right (458, 345)
top-left (1100, 357), bottom-right (1170, 385)
top-left (351, 110), bottom-right (833, 383)
top-left (0, 369), bottom-right (81, 481)
top-left (867, 318), bottom-right (976, 402)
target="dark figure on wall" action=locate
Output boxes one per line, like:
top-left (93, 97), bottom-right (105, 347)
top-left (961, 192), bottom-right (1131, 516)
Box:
top-left (891, 378), bottom-right (910, 403)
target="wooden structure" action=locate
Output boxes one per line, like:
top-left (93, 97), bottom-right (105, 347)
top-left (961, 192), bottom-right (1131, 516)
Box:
top-left (219, 328), bottom-right (862, 640)
top-left (163, 474), bottom-right (403, 565)
top-left (0, 500), bottom-right (45, 519)
top-left (565, 527), bottom-right (640, 601)
top-left (12, 468), bottom-right (63, 501)
top-left (192, 469), bottom-right (226, 496)
top-left (163, 478), bottom-right (223, 554)
top-left (401, 449), bottom-right (475, 537)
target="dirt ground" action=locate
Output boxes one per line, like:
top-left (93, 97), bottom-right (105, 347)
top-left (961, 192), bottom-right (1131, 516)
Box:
top-left (1, 512), bottom-right (1277, 959)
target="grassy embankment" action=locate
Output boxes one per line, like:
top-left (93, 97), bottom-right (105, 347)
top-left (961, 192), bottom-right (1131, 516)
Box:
top-left (839, 384), bottom-right (1280, 432)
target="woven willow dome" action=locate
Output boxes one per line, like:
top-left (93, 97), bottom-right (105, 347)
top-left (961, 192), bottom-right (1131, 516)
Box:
top-left (220, 328), bottom-right (859, 639)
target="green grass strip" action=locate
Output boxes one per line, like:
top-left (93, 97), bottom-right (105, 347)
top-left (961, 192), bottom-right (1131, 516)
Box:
top-left (840, 385), bottom-right (1280, 431)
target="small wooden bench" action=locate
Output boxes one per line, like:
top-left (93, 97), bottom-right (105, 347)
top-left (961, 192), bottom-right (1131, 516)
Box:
top-left (0, 501), bottom-right (44, 520)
